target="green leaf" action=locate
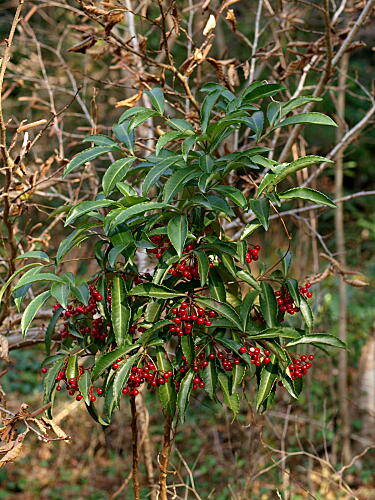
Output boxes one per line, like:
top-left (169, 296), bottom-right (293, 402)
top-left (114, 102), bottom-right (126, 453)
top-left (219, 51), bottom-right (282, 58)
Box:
top-left (194, 251), bottom-right (209, 287)
top-left (274, 112), bottom-right (337, 128)
top-left (242, 83), bottom-right (284, 101)
top-left (240, 220), bottom-right (263, 239)
top-left (14, 273), bottom-right (64, 296)
top-left (237, 270), bottom-right (261, 291)
top-left (112, 122), bottom-right (135, 152)
top-left (63, 146), bottom-right (116, 177)
top-left (208, 269), bottom-right (226, 302)
top-left (83, 134), bottom-right (119, 147)
top-left (142, 156), bottom-right (181, 196)
top-left (15, 251), bottom-right (50, 262)
top-left (256, 355), bottom-right (278, 411)
top-left (181, 335), bottom-right (195, 365)
top-left (246, 111), bottom-right (264, 141)
top-left (55, 223), bottom-right (98, 264)
top-left (78, 370), bottom-right (91, 405)
top-left (129, 109), bottom-right (160, 130)
top-left (299, 296), bottom-right (314, 332)
top-left (280, 97), bottom-right (322, 117)
top-left (250, 198), bottom-right (270, 230)
top-left (145, 87), bottom-right (165, 114)
top-left (248, 326), bottom-right (301, 339)
top-left (167, 215), bottom-right (187, 257)
top-left (144, 301), bottom-right (162, 323)
top-left (102, 157), bottom-right (136, 196)
top-left (113, 353), bottom-right (140, 406)
top-left (163, 168), bottom-right (200, 203)
top-left (177, 371), bottom-right (194, 423)
top-left (240, 290), bottom-right (259, 330)
top-left (285, 278), bottom-right (300, 307)
top-left (92, 344), bottom-right (139, 380)
top-left (155, 131), bottom-right (186, 156)
top-left (65, 199), bottom-right (117, 226)
top-left (218, 373), bottom-right (240, 418)
top-left (128, 282), bottom-right (185, 299)
top-left (232, 363), bottom-right (246, 394)
top-left (51, 282), bottom-right (70, 309)
top-left (45, 307), bottom-right (62, 355)
top-left (138, 319), bottom-right (172, 345)
top-left (21, 290), bottom-right (51, 336)
top-left (286, 334), bottom-right (346, 349)
top-left (259, 282), bottom-right (278, 327)
top-left (108, 202), bottom-right (172, 229)
top-left (111, 275), bottom-right (131, 346)
top-left (0, 263), bottom-right (43, 304)
top-left (201, 359), bottom-right (217, 399)
top-left (279, 187), bottom-right (336, 208)
top-left (71, 283), bottom-right (90, 306)
top-left (201, 90), bottom-right (221, 132)
top-left (194, 297), bottom-right (243, 331)
top-left (118, 106), bottom-right (150, 123)
top-left (43, 358), bottom-right (64, 404)
top-left (103, 377), bottom-right (116, 420)
top-left (66, 354), bottom-right (78, 380)
top-left (212, 185), bottom-right (247, 209)
top-left (156, 347), bottom-right (176, 416)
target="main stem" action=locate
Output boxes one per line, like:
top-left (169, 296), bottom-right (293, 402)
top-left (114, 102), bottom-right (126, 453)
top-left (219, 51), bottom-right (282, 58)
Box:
top-left (158, 414), bottom-right (173, 500)
top-left (130, 396), bottom-right (140, 500)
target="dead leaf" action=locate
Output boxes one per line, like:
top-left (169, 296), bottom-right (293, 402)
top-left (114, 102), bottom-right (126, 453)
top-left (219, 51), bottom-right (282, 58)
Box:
top-left (68, 36), bottom-right (97, 54)
top-left (226, 9), bottom-right (237, 31)
top-left (242, 60), bottom-right (250, 80)
top-left (227, 64), bottom-right (240, 88)
top-left (104, 12), bottom-right (124, 35)
top-left (344, 278), bottom-right (369, 287)
top-left (203, 14), bottom-right (216, 36)
top-left (0, 336), bottom-right (9, 362)
top-left (115, 90), bottom-right (143, 108)
top-left (0, 430), bottom-right (28, 468)
top-left (41, 417), bottom-right (70, 441)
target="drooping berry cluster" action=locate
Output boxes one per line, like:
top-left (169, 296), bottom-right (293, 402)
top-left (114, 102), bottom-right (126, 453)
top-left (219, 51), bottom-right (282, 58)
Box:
top-left (168, 301), bottom-right (216, 336)
top-left (53, 285), bottom-right (109, 341)
top-left (121, 362), bottom-right (173, 397)
top-left (246, 245), bottom-right (261, 263)
top-left (274, 282), bottom-right (312, 316)
top-left (175, 350), bottom-right (208, 391)
top-left (42, 365), bottom-right (104, 402)
top-left (239, 345), bottom-right (271, 365)
top-left (288, 354), bottom-right (314, 380)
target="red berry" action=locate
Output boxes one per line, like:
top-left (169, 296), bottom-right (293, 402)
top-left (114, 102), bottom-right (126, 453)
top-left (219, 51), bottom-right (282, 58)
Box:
top-left (112, 363), bottom-right (119, 370)
top-left (306, 292), bottom-right (313, 298)
top-left (41, 367), bottom-right (48, 374)
top-left (263, 357), bottom-right (271, 364)
top-left (76, 394), bottom-right (83, 401)
top-left (96, 294), bottom-right (103, 301)
top-left (308, 354), bottom-right (314, 361)
top-left (239, 346), bottom-right (247, 354)
top-left (209, 353), bottom-right (215, 360)
top-left (97, 388), bottom-right (104, 395)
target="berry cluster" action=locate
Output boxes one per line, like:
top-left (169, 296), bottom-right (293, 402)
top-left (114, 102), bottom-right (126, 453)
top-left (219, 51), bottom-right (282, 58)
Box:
top-left (53, 285), bottom-right (108, 341)
top-left (288, 354), bottom-right (314, 380)
top-left (175, 351), bottom-right (208, 391)
top-left (246, 245), bottom-right (261, 263)
top-left (274, 282), bottom-right (312, 316)
top-left (239, 345), bottom-right (271, 365)
top-left (42, 365), bottom-right (103, 402)
top-left (121, 362), bottom-right (173, 397)
top-left (168, 301), bottom-right (216, 336)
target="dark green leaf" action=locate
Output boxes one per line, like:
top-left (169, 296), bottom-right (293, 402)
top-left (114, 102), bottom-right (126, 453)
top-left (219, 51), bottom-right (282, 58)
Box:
top-left (275, 112), bottom-right (337, 128)
top-left (237, 270), bottom-right (261, 291)
top-left (157, 347), bottom-right (176, 416)
top-left (21, 290), bottom-right (51, 336)
top-left (285, 278), bottom-right (300, 307)
top-left (78, 370), bottom-right (91, 405)
top-left (108, 202), bottom-right (172, 229)
top-left (279, 187), bottom-right (336, 208)
top-left (111, 275), bottom-right (131, 346)
top-left (167, 215), bottom-right (187, 257)
top-left (232, 363), bottom-right (246, 394)
top-left (256, 354), bottom-right (278, 411)
top-left (177, 371), bottom-right (194, 423)
top-left (259, 282), bottom-right (278, 327)
top-left (66, 354), bottom-right (78, 380)
top-left (286, 334), bottom-right (346, 348)
top-left (63, 146), bottom-right (116, 177)
top-left (163, 168), bottom-right (200, 203)
top-left (218, 373), bottom-right (240, 418)
top-left (113, 353), bottom-right (140, 406)
top-left (43, 358), bottom-right (64, 404)
top-left (195, 296), bottom-right (243, 331)
top-left (299, 296), bottom-right (314, 332)
top-left (128, 282), bottom-right (185, 299)
top-left (102, 157), bottom-right (137, 196)
top-left (65, 200), bottom-right (117, 226)
top-left (194, 251), bottom-right (209, 287)
top-left (145, 87), bottom-right (165, 114)
top-left (212, 185), bottom-right (247, 209)
top-left (92, 344), bottom-right (139, 380)
top-left (181, 335), bottom-right (195, 365)
top-left (15, 251), bottom-right (50, 262)
top-left (250, 198), bottom-right (270, 230)
top-left (45, 307), bottom-right (62, 355)
top-left (201, 359), bottom-right (217, 399)
top-left (51, 282), bottom-right (70, 309)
